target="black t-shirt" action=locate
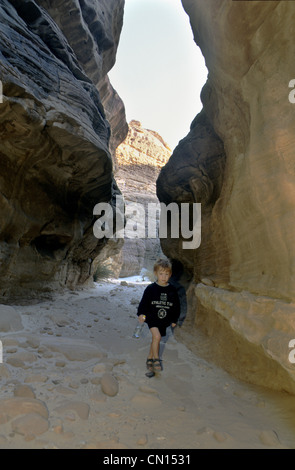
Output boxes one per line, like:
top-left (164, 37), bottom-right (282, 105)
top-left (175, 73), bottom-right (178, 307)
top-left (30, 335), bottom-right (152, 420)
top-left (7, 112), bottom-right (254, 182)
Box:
top-left (137, 282), bottom-right (180, 334)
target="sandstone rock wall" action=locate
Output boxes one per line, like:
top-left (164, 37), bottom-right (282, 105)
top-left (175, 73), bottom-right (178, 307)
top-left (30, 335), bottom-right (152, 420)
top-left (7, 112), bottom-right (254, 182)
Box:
top-left (158, 0), bottom-right (295, 393)
top-left (35, 0), bottom-right (129, 158)
top-left (0, 0), bottom-right (127, 298)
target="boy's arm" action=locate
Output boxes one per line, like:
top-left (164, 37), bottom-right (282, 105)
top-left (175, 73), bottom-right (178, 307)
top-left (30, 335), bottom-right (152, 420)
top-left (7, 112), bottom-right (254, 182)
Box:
top-left (171, 287), bottom-right (181, 325)
top-left (137, 285), bottom-right (152, 318)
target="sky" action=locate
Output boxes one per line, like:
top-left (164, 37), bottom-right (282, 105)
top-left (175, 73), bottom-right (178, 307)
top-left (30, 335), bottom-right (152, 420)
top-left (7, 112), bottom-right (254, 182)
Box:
top-left (108, 0), bottom-right (208, 150)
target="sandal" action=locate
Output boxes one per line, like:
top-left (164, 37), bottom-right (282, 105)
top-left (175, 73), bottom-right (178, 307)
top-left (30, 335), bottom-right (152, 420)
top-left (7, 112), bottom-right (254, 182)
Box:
top-left (146, 358), bottom-right (154, 371)
top-left (153, 359), bottom-right (162, 371)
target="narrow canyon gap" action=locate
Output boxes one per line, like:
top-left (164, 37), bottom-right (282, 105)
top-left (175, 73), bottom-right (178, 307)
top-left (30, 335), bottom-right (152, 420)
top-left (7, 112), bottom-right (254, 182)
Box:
top-left (0, 0), bottom-right (295, 395)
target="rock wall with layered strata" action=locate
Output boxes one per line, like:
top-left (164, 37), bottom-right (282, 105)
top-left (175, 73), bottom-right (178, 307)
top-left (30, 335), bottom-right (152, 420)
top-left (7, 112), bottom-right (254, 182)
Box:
top-left (158, 0), bottom-right (295, 393)
top-left (0, 0), bottom-right (127, 299)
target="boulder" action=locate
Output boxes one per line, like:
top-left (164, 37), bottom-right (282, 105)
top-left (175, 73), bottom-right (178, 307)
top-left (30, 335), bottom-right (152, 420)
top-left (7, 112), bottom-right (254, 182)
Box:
top-left (0, 397), bottom-right (48, 424)
top-left (100, 372), bottom-right (119, 397)
top-left (0, 305), bottom-right (23, 332)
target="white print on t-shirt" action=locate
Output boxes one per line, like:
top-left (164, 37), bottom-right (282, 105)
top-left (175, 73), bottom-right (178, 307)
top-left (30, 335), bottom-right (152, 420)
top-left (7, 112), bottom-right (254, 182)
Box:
top-left (151, 300), bottom-right (173, 307)
top-left (157, 308), bottom-right (167, 319)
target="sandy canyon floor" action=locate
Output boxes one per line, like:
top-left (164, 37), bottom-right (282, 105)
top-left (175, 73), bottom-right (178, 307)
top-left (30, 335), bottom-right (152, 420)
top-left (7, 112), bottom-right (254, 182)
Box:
top-left (0, 277), bottom-right (295, 450)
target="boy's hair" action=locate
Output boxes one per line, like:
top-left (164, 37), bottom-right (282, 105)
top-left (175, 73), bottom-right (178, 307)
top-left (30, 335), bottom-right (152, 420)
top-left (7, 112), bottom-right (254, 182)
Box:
top-left (153, 258), bottom-right (172, 273)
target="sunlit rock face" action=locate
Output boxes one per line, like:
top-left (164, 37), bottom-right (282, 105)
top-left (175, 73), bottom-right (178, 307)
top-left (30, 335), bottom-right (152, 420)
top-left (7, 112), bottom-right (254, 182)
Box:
top-left (158, 0), bottom-right (295, 392)
top-left (115, 120), bottom-right (171, 277)
top-left (0, 0), bottom-right (126, 298)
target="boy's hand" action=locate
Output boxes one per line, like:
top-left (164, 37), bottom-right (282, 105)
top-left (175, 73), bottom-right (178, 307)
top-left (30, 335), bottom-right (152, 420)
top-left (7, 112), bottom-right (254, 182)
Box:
top-left (171, 323), bottom-right (176, 328)
top-left (139, 314), bottom-right (146, 323)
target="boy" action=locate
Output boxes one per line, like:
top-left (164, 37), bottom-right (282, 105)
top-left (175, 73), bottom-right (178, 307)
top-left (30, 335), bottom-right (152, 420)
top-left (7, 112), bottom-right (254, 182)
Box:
top-left (137, 258), bottom-right (180, 372)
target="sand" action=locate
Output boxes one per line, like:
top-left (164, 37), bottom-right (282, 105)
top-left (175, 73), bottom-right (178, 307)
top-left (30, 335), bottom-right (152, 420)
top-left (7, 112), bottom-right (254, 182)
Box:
top-left (0, 276), bottom-right (295, 450)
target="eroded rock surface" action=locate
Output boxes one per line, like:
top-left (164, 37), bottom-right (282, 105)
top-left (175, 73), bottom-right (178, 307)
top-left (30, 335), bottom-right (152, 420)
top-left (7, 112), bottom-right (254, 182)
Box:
top-left (158, 0), bottom-right (295, 392)
top-left (0, 0), bottom-right (126, 298)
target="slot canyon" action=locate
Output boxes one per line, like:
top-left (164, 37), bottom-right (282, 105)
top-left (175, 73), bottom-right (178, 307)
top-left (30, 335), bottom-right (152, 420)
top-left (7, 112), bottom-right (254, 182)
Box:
top-left (1, 0), bottom-right (295, 450)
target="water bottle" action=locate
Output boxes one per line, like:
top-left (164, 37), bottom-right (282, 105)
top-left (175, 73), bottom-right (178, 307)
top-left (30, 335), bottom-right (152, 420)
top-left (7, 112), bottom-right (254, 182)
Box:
top-left (133, 315), bottom-right (146, 338)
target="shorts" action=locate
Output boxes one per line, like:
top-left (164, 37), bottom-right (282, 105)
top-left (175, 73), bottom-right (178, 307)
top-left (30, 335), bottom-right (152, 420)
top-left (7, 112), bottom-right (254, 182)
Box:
top-left (146, 321), bottom-right (168, 337)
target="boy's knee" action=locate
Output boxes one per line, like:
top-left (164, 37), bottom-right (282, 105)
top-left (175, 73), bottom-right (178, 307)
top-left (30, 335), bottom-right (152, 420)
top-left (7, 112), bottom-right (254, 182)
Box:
top-left (151, 328), bottom-right (161, 341)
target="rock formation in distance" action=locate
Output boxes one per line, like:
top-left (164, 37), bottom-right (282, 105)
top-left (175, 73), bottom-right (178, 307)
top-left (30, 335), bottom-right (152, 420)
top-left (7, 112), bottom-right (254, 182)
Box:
top-left (115, 120), bottom-right (172, 277)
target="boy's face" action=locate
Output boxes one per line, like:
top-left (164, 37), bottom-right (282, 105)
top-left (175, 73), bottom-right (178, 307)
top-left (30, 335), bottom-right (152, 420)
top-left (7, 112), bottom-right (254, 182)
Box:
top-left (156, 268), bottom-right (171, 286)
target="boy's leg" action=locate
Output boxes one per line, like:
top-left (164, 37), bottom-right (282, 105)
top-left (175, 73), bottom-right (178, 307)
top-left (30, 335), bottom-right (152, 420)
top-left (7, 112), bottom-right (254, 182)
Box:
top-left (149, 327), bottom-right (161, 360)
